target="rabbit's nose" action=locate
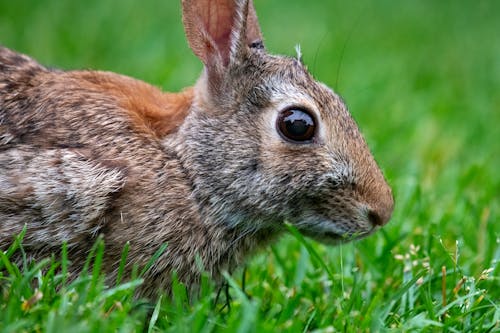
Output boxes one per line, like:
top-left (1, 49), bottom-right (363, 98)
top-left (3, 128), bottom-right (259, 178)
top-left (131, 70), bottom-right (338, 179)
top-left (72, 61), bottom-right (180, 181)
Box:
top-left (367, 209), bottom-right (384, 226)
top-left (367, 199), bottom-right (393, 227)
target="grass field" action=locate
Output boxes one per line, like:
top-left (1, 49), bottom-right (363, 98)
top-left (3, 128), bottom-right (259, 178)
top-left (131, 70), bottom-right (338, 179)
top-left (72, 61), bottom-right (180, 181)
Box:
top-left (1, 0), bottom-right (499, 332)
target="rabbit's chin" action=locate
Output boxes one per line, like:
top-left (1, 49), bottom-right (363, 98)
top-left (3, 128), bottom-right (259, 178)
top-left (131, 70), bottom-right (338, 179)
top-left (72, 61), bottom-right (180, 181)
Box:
top-left (294, 223), bottom-right (379, 246)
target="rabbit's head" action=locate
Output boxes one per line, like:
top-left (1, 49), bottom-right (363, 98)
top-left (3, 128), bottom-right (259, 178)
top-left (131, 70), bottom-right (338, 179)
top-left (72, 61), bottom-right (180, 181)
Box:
top-left (177, 0), bottom-right (394, 243)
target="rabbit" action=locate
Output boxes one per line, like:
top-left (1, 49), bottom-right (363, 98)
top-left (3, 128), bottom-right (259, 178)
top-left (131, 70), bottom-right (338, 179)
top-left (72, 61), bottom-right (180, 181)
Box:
top-left (0, 0), bottom-right (394, 298)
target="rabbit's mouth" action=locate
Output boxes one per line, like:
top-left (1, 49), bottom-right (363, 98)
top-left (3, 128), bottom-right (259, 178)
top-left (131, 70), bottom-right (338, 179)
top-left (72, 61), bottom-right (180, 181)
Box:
top-left (293, 216), bottom-right (379, 245)
top-left (325, 227), bottom-right (378, 243)
top-left (302, 228), bottom-right (377, 245)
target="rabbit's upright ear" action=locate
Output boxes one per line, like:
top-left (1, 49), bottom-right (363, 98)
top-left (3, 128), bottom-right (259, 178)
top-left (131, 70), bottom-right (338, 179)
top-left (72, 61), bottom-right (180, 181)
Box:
top-left (182, 0), bottom-right (263, 70)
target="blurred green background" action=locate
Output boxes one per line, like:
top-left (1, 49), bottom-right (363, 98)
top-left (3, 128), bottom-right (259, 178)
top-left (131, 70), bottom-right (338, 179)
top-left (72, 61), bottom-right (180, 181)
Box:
top-left (1, 0), bottom-right (498, 330)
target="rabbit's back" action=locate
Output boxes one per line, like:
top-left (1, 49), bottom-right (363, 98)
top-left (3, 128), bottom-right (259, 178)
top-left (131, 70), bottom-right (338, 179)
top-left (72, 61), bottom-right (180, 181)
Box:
top-left (0, 46), bottom-right (194, 254)
top-left (1, 46), bottom-right (193, 145)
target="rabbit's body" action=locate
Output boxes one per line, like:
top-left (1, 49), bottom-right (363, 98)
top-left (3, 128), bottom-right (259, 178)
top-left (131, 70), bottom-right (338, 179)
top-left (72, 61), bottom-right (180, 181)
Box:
top-left (1, 0), bottom-right (394, 297)
top-left (0, 47), bottom-right (263, 293)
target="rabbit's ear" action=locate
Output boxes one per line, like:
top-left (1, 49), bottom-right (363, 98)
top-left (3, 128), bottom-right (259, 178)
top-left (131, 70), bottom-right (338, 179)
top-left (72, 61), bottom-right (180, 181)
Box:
top-left (182, 0), bottom-right (263, 69)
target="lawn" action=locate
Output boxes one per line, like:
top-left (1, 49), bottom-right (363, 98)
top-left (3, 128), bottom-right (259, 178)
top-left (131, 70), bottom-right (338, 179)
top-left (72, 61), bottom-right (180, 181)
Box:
top-left (0, 0), bottom-right (499, 332)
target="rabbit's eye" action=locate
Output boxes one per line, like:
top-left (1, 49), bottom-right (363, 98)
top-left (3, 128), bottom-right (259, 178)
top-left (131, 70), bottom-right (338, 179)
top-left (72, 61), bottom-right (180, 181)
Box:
top-left (277, 109), bottom-right (316, 143)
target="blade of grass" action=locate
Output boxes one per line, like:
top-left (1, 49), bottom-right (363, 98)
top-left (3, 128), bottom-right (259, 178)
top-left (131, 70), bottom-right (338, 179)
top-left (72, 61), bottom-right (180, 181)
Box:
top-left (116, 241), bottom-right (130, 284)
top-left (148, 295), bottom-right (162, 333)
top-left (285, 222), bottom-right (335, 281)
top-left (139, 243), bottom-right (168, 277)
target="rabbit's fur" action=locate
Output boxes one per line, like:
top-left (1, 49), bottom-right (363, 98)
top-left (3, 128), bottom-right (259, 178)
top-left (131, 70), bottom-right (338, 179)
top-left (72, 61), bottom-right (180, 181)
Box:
top-left (0, 0), bottom-right (393, 297)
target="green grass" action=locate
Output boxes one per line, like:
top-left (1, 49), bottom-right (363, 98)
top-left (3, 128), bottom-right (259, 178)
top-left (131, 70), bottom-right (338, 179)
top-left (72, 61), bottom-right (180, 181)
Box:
top-left (1, 0), bottom-right (499, 331)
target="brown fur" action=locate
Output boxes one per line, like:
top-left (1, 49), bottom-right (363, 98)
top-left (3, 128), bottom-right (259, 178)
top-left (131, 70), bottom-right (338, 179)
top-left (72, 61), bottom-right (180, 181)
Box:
top-left (0, 0), bottom-right (393, 298)
top-left (70, 71), bottom-right (194, 138)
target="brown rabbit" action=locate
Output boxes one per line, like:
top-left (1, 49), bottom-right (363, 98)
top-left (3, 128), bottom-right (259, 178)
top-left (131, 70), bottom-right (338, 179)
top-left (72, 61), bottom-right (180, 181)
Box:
top-left (0, 0), bottom-right (394, 297)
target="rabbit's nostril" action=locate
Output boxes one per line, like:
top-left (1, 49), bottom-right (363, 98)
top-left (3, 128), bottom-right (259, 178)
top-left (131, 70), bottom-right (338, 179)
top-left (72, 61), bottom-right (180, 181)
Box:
top-left (367, 210), bottom-right (383, 226)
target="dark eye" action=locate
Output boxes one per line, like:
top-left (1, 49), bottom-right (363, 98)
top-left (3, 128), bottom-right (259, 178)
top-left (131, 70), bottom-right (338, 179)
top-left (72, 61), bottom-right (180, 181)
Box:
top-left (276, 108), bottom-right (316, 143)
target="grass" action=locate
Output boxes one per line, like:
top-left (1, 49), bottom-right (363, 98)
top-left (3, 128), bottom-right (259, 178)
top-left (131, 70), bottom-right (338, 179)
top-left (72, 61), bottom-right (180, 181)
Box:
top-left (1, 0), bottom-right (499, 331)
